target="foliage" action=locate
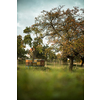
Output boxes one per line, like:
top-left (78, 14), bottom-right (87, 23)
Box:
top-left (23, 26), bottom-right (56, 61)
top-left (23, 27), bottom-right (31, 34)
top-left (44, 45), bottom-right (56, 61)
top-left (23, 26), bottom-right (44, 60)
top-left (17, 35), bottom-right (27, 59)
top-left (30, 6), bottom-right (84, 70)
top-left (32, 37), bottom-right (43, 54)
top-left (24, 34), bottom-right (32, 47)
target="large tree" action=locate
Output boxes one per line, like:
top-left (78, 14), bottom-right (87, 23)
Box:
top-left (31, 6), bottom-right (84, 70)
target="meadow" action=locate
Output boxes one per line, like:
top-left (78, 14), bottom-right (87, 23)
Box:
top-left (17, 62), bottom-right (84, 100)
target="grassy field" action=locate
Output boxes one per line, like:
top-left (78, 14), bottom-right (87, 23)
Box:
top-left (17, 63), bottom-right (84, 100)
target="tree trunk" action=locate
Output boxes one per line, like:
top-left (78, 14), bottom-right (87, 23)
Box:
top-left (33, 51), bottom-right (36, 62)
top-left (69, 57), bottom-right (73, 71)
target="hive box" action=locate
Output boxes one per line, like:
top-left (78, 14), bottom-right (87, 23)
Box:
top-left (26, 59), bottom-right (32, 66)
top-left (34, 59), bottom-right (45, 66)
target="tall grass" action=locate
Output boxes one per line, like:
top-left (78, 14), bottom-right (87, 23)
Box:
top-left (17, 63), bottom-right (84, 100)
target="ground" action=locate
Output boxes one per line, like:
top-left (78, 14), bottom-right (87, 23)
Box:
top-left (17, 62), bottom-right (84, 100)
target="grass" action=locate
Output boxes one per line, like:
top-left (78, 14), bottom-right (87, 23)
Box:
top-left (17, 63), bottom-right (84, 100)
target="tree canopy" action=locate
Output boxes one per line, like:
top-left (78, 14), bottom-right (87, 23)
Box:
top-left (30, 6), bottom-right (84, 70)
top-left (23, 5), bottom-right (84, 70)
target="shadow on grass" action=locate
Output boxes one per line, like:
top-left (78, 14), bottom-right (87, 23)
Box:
top-left (47, 63), bottom-right (53, 65)
top-left (17, 65), bottom-right (52, 72)
top-left (32, 67), bottom-right (51, 71)
top-left (61, 63), bottom-right (82, 67)
top-left (62, 65), bottom-right (84, 73)
top-left (73, 64), bottom-right (82, 67)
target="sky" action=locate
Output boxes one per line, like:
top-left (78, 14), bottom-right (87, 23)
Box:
top-left (17, 0), bottom-right (84, 49)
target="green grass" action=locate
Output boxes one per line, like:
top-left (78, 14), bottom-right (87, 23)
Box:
top-left (17, 63), bottom-right (84, 100)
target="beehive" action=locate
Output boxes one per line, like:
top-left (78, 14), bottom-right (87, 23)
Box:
top-left (34, 59), bottom-right (38, 62)
top-left (33, 59), bottom-right (45, 66)
top-left (37, 59), bottom-right (41, 66)
top-left (40, 59), bottom-right (45, 66)
top-left (33, 62), bottom-right (37, 66)
top-left (37, 59), bottom-right (45, 66)
top-left (26, 59), bottom-right (32, 66)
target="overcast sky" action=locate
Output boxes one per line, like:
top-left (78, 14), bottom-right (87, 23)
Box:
top-left (17, 0), bottom-right (84, 49)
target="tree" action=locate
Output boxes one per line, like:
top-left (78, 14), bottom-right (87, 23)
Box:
top-left (44, 45), bottom-right (56, 61)
top-left (17, 35), bottom-right (27, 59)
top-left (57, 53), bottom-right (62, 64)
top-left (23, 26), bottom-right (44, 61)
top-left (31, 6), bottom-right (84, 70)
top-left (24, 34), bottom-right (32, 47)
